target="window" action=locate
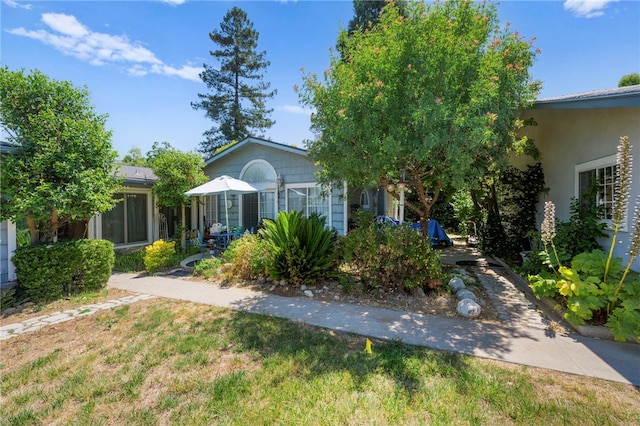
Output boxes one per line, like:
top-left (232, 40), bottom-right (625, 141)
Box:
top-left (203, 195), bottom-right (219, 227)
top-left (240, 160), bottom-right (278, 228)
top-left (287, 185), bottom-right (330, 218)
top-left (360, 190), bottom-right (370, 209)
top-left (576, 155), bottom-right (623, 228)
top-left (102, 193), bottom-right (148, 244)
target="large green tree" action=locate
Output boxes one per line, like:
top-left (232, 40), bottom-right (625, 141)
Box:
top-left (192, 6), bottom-right (276, 157)
top-left (118, 146), bottom-right (148, 167)
top-left (147, 142), bottom-right (208, 252)
top-left (299, 0), bottom-right (540, 233)
top-left (0, 67), bottom-right (121, 243)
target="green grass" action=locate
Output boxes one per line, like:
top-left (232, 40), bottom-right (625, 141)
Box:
top-left (1, 298), bottom-right (638, 425)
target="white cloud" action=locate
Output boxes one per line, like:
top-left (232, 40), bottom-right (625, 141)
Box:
top-left (159, 0), bottom-right (186, 5)
top-left (278, 105), bottom-right (314, 115)
top-left (563, 0), bottom-right (618, 18)
top-left (6, 13), bottom-right (203, 82)
top-left (3, 0), bottom-right (32, 10)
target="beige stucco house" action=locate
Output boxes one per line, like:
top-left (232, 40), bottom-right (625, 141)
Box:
top-left (520, 84), bottom-right (640, 269)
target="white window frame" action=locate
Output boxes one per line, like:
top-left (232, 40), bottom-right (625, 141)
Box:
top-left (575, 154), bottom-right (626, 231)
top-left (240, 159), bottom-right (279, 226)
top-left (284, 182), bottom-right (332, 225)
top-left (360, 190), bottom-right (370, 210)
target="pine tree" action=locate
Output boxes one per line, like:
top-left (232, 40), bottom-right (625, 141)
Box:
top-left (338, 0), bottom-right (407, 59)
top-left (347, 0), bottom-right (406, 33)
top-left (192, 6), bottom-right (276, 156)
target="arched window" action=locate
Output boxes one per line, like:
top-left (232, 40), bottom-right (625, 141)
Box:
top-left (360, 190), bottom-right (370, 210)
top-left (241, 160), bottom-right (277, 189)
top-left (240, 160), bottom-right (278, 227)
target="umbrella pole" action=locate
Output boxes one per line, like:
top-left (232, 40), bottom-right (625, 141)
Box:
top-left (224, 191), bottom-right (230, 232)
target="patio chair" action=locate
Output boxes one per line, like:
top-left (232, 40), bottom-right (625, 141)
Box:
top-left (196, 230), bottom-right (210, 257)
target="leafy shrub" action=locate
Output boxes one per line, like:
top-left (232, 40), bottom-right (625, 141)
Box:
top-left (13, 239), bottom-right (114, 303)
top-left (16, 228), bottom-right (31, 247)
top-left (223, 234), bottom-right (271, 280)
top-left (114, 248), bottom-right (146, 272)
top-left (1, 288), bottom-right (18, 310)
top-left (521, 195), bottom-right (607, 277)
top-left (451, 190), bottom-right (480, 234)
top-left (529, 249), bottom-right (640, 342)
top-left (193, 257), bottom-right (224, 279)
top-left (342, 222), bottom-right (444, 292)
top-left (144, 240), bottom-right (176, 273)
top-left (259, 211), bottom-right (340, 284)
top-left (553, 196), bottom-right (606, 263)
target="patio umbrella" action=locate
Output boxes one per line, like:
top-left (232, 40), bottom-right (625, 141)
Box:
top-left (185, 175), bottom-right (259, 232)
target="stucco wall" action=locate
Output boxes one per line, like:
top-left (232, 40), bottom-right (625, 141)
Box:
top-left (523, 105), bottom-right (640, 268)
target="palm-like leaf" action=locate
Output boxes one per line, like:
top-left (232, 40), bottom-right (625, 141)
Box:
top-left (260, 211), bottom-right (338, 284)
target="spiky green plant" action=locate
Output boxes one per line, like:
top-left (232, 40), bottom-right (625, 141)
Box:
top-left (259, 211), bottom-right (339, 284)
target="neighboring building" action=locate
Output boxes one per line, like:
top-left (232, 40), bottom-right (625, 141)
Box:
top-left (88, 165), bottom-right (162, 249)
top-left (192, 137), bottom-right (388, 236)
top-left (0, 142), bottom-right (17, 286)
top-left (520, 84), bottom-right (640, 269)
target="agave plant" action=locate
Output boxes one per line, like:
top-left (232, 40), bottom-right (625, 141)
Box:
top-left (259, 210), bottom-right (339, 284)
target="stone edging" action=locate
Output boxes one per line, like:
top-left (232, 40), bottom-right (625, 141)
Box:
top-left (0, 293), bottom-right (156, 341)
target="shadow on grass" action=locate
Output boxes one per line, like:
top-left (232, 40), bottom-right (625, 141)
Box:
top-left (226, 310), bottom-right (471, 396)
top-left (229, 293), bottom-right (538, 359)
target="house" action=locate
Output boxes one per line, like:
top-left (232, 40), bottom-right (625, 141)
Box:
top-left (0, 142), bottom-right (17, 287)
top-left (190, 137), bottom-right (391, 236)
top-left (87, 166), bottom-right (164, 249)
top-left (520, 84), bottom-right (640, 269)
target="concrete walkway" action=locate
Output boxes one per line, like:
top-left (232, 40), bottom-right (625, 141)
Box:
top-left (106, 272), bottom-right (640, 388)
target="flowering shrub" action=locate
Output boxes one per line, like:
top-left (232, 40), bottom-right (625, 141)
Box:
top-left (144, 240), bottom-right (176, 273)
top-left (529, 137), bottom-right (640, 342)
top-left (341, 221), bottom-right (444, 292)
top-left (223, 234), bottom-right (271, 280)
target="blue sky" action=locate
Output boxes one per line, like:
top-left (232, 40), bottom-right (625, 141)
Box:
top-left (2, 0), bottom-right (639, 158)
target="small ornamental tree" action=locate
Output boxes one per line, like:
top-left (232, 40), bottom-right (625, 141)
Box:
top-left (0, 67), bottom-right (121, 243)
top-left (147, 142), bottom-right (208, 252)
top-left (299, 0), bottom-right (540, 235)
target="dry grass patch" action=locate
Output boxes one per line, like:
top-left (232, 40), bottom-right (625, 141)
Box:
top-left (1, 291), bottom-right (639, 425)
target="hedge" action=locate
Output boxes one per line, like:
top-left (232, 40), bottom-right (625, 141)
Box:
top-left (12, 239), bottom-right (115, 303)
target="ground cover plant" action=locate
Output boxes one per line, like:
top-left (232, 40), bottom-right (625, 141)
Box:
top-left (1, 296), bottom-right (638, 425)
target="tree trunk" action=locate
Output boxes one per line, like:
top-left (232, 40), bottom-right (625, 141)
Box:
top-left (51, 209), bottom-right (59, 243)
top-left (180, 203), bottom-right (187, 253)
top-left (26, 216), bottom-right (38, 245)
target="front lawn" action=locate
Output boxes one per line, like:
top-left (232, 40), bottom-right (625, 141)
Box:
top-left (1, 296), bottom-right (638, 425)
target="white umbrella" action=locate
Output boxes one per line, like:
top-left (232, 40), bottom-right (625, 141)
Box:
top-left (185, 175), bottom-right (259, 232)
